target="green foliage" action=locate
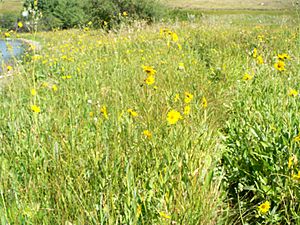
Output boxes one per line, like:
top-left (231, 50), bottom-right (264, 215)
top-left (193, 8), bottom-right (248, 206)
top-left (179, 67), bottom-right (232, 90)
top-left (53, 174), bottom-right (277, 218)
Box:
top-left (166, 9), bottom-right (203, 22)
top-left (86, 0), bottom-right (165, 28)
top-left (23, 0), bottom-right (87, 29)
top-left (43, 0), bottom-right (85, 29)
top-left (221, 29), bottom-right (300, 223)
top-left (0, 12), bottom-right (19, 29)
top-left (22, 0), bottom-right (165, 30)
top-left (0, 17), bottom-right (228, 224)
top-left (85, 0), bottom-right (117, 28)
top-left (1, 8), bottom-right (299, 225)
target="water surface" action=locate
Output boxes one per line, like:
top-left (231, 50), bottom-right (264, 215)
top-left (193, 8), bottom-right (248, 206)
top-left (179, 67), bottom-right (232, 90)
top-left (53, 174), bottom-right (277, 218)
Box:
top-left (0, 39), bottom-right (25, 64)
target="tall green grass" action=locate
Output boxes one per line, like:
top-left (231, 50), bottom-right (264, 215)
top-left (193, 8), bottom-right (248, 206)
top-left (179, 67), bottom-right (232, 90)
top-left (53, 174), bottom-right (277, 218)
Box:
top-left (0, 11), bottom-right (299, 224)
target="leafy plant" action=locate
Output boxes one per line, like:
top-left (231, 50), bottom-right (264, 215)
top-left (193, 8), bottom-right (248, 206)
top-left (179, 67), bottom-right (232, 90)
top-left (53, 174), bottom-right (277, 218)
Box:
top-left (221, 41), bottom-right (300, 223)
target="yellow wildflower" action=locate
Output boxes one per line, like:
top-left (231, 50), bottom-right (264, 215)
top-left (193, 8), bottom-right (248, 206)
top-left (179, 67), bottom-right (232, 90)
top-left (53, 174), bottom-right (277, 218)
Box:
top-left (31, 89), bottom-right (37, 96)
top-left (61, 75), bottom-right (72, 79)
top-left (274, 61), bottom-right (285, 71)
top-left (127, 108), bottom-right (138, 117)
top-left (292, 171), bottom-right (300, 180)
top-left (288, 157), bottom-right (293, 168)
top-left (294, 134), bottom-right (300, 142)
top-left (89, 112), bottom-right (94, 117)
top-left (277, 53), bottom-right (290, 61)
top-left (172, 32), bottom-right (178, 42)
top-left (183, 105), bottom-right (191, 115)
top-left (178, 62), bottom-right (185, 71)
top-left (252, 48), bottom-right (257, 58)
top-left (160, 28), bottom-right (172, 37)
top-left (167, 110), bottom-right (182, 125)
top-left (137, 204), bottom-right (142, 218)
top-left (257, 35), bottom-right (264, 42)
top-left (32, 55), bottom-right (42, 61)
top-left (288, 89), bottom-right (298, 97)
top-left (243, 73), bottom-right (253, 81)
top-left (61, 55), bottom-right (68, 60)
top-left (143, 130), bottom-right (152, 138)
top-left (288, 155), bottom-right (297, 168)
top-left (18, 22), bottom-right (23, 28)
top-left (160, 28), bottom-right (167, 36)
top-left (42, 82), bottom-right (49, 88)
top-left (177, 43), bottom-right (182, 50)
top-left (123, 11), bottom-right (128, 17)
top-left (258, 201), bottom-right (271, 214)
top-left (202, 96), bottom-right (208, 109)
top-left (145, 75), bottom-right (155, 85)
top-left (270, 124), bottom-right (276, 132)
top-left (257, 55), bottom-right (264, 64)
top-left (7, 65), bottom-right (12, 71)
top-left (184, 92), bottom-right (193, 104)
top-left (142, 65), bottom-right (156, 76)
top-left (100, 106), bottom-right (109, 119)
top-left (174, 94), bottom-right (180, 102)
top-left (31, 105), bottom-right (41, 113)
top-left (159, 212), bottom-right (171, 219)
top-left (29, 44), bottom-right (36, 51)
top-left (52, 85), bottom-right (58, 92)
top-left (4, 32), bottom-right (10, 38)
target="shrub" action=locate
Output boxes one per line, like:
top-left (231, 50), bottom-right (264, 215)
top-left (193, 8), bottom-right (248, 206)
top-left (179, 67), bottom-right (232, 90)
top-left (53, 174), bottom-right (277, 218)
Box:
top-left (23, 0), bottom-right (87, 30)
top-left (0, 12), bottom-right (19, 29)
top-left (22, 0), bottom-right (165, 30)
top-left (77, 0), bottom-right (165, 28)
top-left (222, 70), bottom-right (300, 223)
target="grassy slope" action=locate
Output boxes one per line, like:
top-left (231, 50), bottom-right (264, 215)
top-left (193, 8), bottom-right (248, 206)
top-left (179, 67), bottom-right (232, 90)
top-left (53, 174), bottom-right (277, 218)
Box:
top-left (0, 12), bottom-right (298, 224)
top-left (0, 1), bottom-right (299, 224)
top-left (0, 0), bottom-right (23, 14)
top-left (163, 0), bottom-right (294, 10)
top-left (1, 0), bottom-right (294, 13)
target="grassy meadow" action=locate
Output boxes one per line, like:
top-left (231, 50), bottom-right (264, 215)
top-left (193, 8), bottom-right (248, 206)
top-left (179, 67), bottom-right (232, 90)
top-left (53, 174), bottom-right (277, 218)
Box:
top-left (163, 0), bottom-right (294, 10)
top-left (1, 1), bottom-right (300, 224)
top-left (0, 0), bottom-right (23, 14)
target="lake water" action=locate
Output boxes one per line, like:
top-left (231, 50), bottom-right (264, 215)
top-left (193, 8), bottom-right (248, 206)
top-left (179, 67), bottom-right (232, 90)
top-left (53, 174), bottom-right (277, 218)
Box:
top-left (0, 39), bottom-right (25, 65)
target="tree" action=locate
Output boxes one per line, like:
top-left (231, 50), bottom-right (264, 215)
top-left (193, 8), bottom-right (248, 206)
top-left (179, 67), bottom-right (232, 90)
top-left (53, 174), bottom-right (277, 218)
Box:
top-left (23, 0), bottom-right (87, 29)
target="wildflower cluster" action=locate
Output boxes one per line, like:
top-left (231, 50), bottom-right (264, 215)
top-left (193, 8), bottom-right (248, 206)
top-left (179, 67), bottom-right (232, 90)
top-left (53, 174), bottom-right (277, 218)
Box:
top-left (223, 29), bottom-right (299, 224)
top-left (143, 65), bottom-right (156, 86)
top-left (2, 11), bottom-right (298, 225)
top-left (160, 28), bottom-right (182, 50)
top-left (274, 53), bottom-right (290, 72)
top-left (252, 48), bottom-right (264, 64)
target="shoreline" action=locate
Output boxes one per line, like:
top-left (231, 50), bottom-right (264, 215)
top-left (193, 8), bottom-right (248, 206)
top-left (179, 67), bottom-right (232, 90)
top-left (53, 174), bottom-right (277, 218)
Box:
top-left (17, 38), bottom-right (42, 51)
top-left (0, 38), bottom-right (41, 79)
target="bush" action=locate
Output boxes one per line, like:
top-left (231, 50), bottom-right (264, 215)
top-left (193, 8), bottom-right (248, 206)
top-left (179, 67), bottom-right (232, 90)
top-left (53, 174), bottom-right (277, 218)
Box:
top-left (87, 0), bottom-right (163, 22)
top-left (23, 0), bottom-right (165, 30)
top-left (23, 0), bottom-right (87, 30)
top-left (221, 68), bottom-right (300, 223)
top-left (0, 12), bottom-right (19, 30)
top-left (86, 0), bottom-right (166, 29)
top-left (121, 0), bottom-right (165, 21)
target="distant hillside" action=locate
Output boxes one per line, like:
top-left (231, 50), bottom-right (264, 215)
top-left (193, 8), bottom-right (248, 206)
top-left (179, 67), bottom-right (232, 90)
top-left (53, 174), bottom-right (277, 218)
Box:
top-left (0, 0), bottom-right (23, 14)
top-left (162, 0), bottom-right (294, 10)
